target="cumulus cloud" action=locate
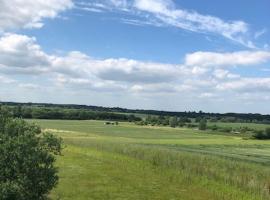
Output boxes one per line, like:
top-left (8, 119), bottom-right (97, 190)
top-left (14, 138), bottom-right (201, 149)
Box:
top-left (0, 33), bottom-right (52, 74)
top-left (55, 74), bottom-right (128, 92)
top-left (0, 33), bottom-right (187, 94)
top-left (0, 0), bottom-right (73, 31)
top-left (1, 33), bottom-right (270, 99)
top-left (92, 59), bottom-right (184, 83)
top-left (0, 33), bottom-right (51, 67)
top-left (130, 83), bottom-right (191, 94)
top-left (213, 69), bottom-right (240, 79)
top-left (216, 78), bottom-right (270, 92)
top-left (51, 51), bottom-right (184, 83)
top-left (185, 51), bottom-right (270, 67)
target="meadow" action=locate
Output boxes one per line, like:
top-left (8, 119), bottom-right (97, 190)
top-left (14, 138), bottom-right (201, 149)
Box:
top-left (29, 119), bottom-right (270, 200)
top-left (207, 122), bottom-right (269, 131)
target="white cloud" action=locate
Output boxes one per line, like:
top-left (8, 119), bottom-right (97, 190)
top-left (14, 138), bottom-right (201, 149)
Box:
top-left (0, 75), bottom-right (16, 84)
top-left (0, 33), bottom-right (52, 73)
top-left (110, 0), bottom-right (129, 7)
top-left (185, 51), bottom-right (270, 67)
top-left (51, 51), bottom-right (186, 83)
top-left (0, 0), bottom-right (73, 31)
top-left (198, 92), bottom-right (216, 98)
top-left (216, 78), bottom-right (270, 92)
top-left (80, 0), bottom-right (256, 47)
top-left (130, 82), bottom-right (191, 94)
top-left (1, 33), bottom-right (270, 107)
top-left (18, 83), bottom-right (40, 90)
top-left (213, 69), bottom-right (240, 79)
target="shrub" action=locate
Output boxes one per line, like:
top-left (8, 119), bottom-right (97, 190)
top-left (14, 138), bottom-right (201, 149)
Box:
top-left (208, 125), bottom-right (218, 131)
top-left (199, 119), bottom-right (207, 130)
top-left (218, 127), bottom-right (232, 133)
top-left (0, 111), bottom-right (62, 200)
top-left (253, 130), bottom-right (265, 140)
top-left (265, 127), bottom-right (270, 138)
top-left (253, 128), bottom-right (270, 140)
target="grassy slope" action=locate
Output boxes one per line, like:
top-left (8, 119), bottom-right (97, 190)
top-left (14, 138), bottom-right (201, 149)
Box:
top-left (29, 120), bottom-right (270, 200)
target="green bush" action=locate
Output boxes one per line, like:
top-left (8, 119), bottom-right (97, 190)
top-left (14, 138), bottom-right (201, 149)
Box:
top-left (0, 111), bottom-right (62, 200)
top-left (253, 128), bottom-right (270, 140)
top-left (199, 119), bottom-right (207, 130)
top-left (218, 127), bottom-right (232, 133)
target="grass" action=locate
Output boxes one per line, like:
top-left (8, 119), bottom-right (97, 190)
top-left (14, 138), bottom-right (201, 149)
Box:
top-left (208, 122), bottom-right (269, 131)
top-left (29, 119), bottom-right (270, 200)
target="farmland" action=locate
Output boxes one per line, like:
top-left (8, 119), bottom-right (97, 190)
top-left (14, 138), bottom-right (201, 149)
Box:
top-left (30, 119), bottom-right (270, 200)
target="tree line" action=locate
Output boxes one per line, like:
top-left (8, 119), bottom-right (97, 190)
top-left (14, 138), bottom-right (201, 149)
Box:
top-left (2, 101), bottom-right (270, 124)
top-left (0, 105), bottom-right (141, 122)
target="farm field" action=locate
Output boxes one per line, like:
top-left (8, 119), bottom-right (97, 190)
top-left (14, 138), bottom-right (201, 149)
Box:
top-left (30, 119), bottom-right (270, 200)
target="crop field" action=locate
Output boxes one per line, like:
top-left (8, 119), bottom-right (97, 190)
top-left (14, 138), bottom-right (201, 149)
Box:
top-left (29, 119), bottom-right (270, 200)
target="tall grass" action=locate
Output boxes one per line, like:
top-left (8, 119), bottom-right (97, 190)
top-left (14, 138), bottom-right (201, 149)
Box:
top-left (66, 138), bottom-right (270, 200)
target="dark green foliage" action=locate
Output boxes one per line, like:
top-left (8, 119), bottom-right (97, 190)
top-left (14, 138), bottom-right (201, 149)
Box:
top-left (186, 123), bottom-right (198, 128)
top-left (2, 101), bottom-right (270, 124)
top-left (143, 115), bottom-right (192, 128)
top-left (208, 125), bottom-right (218, 131)
top-left (199, 119), bottom-right (207, 130)
top-left (218, 127), bottom-right (233, 133)
top-left (253, 131), bottom-right (265, 140)
top-left (253, 127), bottom-right (270, 140)
top-left (0, 110), bottom-right (62, 200)
top-left (265, 128), bottom-right (270, 137)
top-left (2, 105), bottom-right (141, 122)
top-left (169, 117), bottom-right (177, 128)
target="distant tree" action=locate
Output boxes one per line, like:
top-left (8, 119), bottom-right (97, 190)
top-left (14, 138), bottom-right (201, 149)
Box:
top-left (199, 119), bottom-right (207, 130)
top-left (13, 105), bottom-right (22, 118)
top-left (253, 130), bottom-right (266, 140)
top-left (209, 117), bottom-right (218, 122)
top-left (265, 127), bottom-right (270, 138)
top-left (169, 117), bottom-right (177, 128)
top-left (127, 114), bottom-right (136, 122)
top-left (253, 128), bottom-right (270, 140)
top-left (145, 115), bottom-right (152, 124)
top-left (209, 124), bottom-right (218, 131)
top-left (0, 110), bottom-right (62, 200)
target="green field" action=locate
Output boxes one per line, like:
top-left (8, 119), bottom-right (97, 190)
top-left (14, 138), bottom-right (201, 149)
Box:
top-left (29, 119), bottom-right (270, 200)
top-left (208, 122), bottom-right (269, 130)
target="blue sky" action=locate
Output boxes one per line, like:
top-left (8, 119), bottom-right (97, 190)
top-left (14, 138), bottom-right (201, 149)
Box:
top-left (0, 0), bottom-right (270, 113)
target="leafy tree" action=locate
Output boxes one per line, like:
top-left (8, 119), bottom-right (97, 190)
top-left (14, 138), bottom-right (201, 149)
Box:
top-left (265, 127), bottom-right (270, 138)
top-left (195, 117), bottom-right (201, 123)
top-left (199, 119), bottom-right (207, 130)
top-left (169, 117), bottom-right (177, 128)
top-left (0, 110), bottom-right (62, 200)
top-left (253, 128), bottom-right (270, 140)
top-left (253, 130), bottom-right (265, 140)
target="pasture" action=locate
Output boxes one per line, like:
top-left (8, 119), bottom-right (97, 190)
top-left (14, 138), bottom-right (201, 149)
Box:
top-left (30, 119), bottom-right (270, 200)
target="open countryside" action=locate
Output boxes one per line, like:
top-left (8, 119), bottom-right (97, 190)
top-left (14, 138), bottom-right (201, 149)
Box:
top-left (27, 119), bottom-right (270, 200)
top-left (1, 0), bottom-right (270, 199)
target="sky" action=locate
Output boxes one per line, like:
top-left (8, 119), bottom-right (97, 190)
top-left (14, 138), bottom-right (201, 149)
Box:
top-left (0, 0), bottom-right (270, 114)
